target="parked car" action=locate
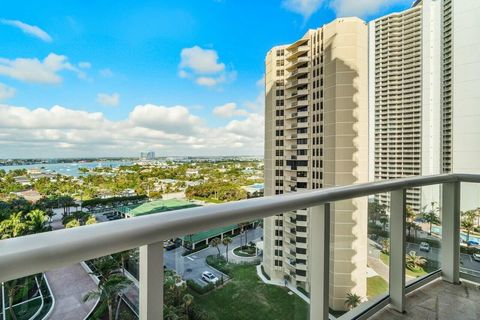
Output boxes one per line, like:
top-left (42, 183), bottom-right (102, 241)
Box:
top-left (473, 253), bottom-right (480, 262)
top-left (419, 242), bottom-right (430, 252)
top-left (202, 271), bottom-right (219, 284)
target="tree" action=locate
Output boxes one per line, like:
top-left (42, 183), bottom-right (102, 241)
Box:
top-left (461, 210), bottom-right (476, 242)
top-left (182, 293), bottom-right (194, 315)
top-left (4, 279), bottom-right (25, 320)
top-left (381, 238), bottom-right (390, 254)
top-left (113, 250), bottom-right (137, 276)
top-left (421, 202), bottom-right (440, 235)
top-left (26, 209), bottom-right (51, 234)
top-left (379, 213), bottom-right (389, 231)
top-left (91, 256), bottom-right (121, 284)
top-left (406, 252), bottom-right (427, 271)
top-left (83, 275), bottom-right (132, 320)
top-left (65, 219), bottom-right (80, 228)
top-left (209, 237), bottom-right (222, 257)
top-left (238, 222), bottom-right (250, 247)
top-left (85, 215), bottom-right (97, 225)
top-left (0, 212), bottom-right (27, 239)
top-left (222, 237), bottom-right (232, 262)
top-left (406, 206), bottom-right (417, 239)
top-left (344, 293), bottom-right (362, 310)
top-left (368, 200), bottom-right (387, 224)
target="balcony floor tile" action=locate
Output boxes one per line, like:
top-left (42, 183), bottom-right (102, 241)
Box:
top-left (370, 279), bottom-right (480, 320)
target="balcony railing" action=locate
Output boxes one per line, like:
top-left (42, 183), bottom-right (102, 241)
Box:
top-left (1, 173), bottom-right (479, 319)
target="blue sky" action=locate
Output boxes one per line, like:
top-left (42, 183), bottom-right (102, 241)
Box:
top-left (0, 0), bottom-right (411, 158)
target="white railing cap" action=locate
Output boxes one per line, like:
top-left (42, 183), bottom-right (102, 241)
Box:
top-left (0, 173), bottom-right (478, 282)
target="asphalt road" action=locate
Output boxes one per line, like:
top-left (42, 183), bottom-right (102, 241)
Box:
top-left (369, 239), bottom-right (480, 274)
top-left (164, 227), bottom-right (263, 286)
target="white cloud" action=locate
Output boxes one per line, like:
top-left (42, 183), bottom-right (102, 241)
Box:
top-left (0, 83), bottom-right (15, 100)
top-left (129, 104), bottom-right (203, 135)
top-left (179, 46), bottom-right (225, 74)
top-left (0, 103), bottom-right (264, 157)
top-left (96, 92), bottom-right (120, 107)
top-left (0, 19), bottom-right (52, 42)
top-left (0, 53), bottom-right (85, 84)
top-left (0, 105), bottom-right (103, 129)
top-left (282, 0), bottom-right (324, 19)
top-left (178, 45), bottom-right (235, 87)
top-left (78, 62), bottom-right (91, 69)
top-left (213, 102), bottom-right (250, 118)
top-left (329, 0), bottom-right (410, 18)
top-left (100, 68), bottom-right (113, 78)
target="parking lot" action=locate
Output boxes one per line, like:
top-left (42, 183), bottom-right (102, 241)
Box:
top-left (164, 228), bottom-right (263, 286)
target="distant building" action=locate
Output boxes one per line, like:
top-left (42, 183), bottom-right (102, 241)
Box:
top-left (242, 183), bottom-right (264, 198)
top-left (185, 168), bottom-right (199, 176)
top-left (140, 151), bottom-right (155, 160)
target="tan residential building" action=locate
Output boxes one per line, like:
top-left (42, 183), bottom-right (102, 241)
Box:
top-left (264, 17), bottom-right (369, 311)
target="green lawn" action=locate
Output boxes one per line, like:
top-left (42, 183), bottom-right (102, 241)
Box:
top-left (380, 253), bottom-right (428, 278)
top-left (367, 276), bottom-right (388, 298)
top-left (192, 264), bottom-right (308, 320)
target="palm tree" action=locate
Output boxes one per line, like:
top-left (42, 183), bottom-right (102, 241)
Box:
top-left (406, 251), bottom-right (427, 271)
top-left (91, 256), bottom-right (121, 284)
top-left (4, 279), bottom-right (25, 320)
top-left (0, 212), bottom-right (26, 239)
top-left (344, 293), bottom-right (362, 310)
top-left (222, 237), bottom-right (232, 262)
top-left (462, 210), bottom-right (477, 242)
top-left (406, 206), bottom-right (417, 239)
top-left (183, 293), bottom-right (194, 315)
top-left (26, 209), bottom-right (51, 234)
top-left (238, 222), bottom-right (250, 247)
top-left (421, 202), bottom-right (440, 235)
top-left (209, 237), bottom-right (222, 257)
top-left (83, 275), bottom-right (132, 320)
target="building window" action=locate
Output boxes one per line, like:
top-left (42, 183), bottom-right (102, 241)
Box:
top-left (296, 248), bottom-right (307, 254)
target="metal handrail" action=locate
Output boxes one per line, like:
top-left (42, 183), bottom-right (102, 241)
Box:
top-left (1, 173), bottom-right (479, 283)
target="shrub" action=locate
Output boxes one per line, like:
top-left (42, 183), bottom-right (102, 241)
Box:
top-left (186, 279), bottom-right (214, 295)
top-left (206, 255), bottom-right (233, 276)
top-left (182, 242), bottom-right (208, 256)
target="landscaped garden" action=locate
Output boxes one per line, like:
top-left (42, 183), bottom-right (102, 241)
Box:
top-left (192, 256), bottom-right (308, 320)
top-left (232, 244), bottom-right (257, 257)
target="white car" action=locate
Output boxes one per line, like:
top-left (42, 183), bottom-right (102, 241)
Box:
top-left (419, 242), bottom-right (430, 252)
top-left (202, 271), bottom-right (219, 284)
top-left (473, 253), bottom-right (480, 262)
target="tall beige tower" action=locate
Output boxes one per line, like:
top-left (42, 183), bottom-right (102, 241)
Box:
top-left (264, 17), bottom-right (369, 311)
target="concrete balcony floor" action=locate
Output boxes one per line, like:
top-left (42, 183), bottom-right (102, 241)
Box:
top-left (371, 279), bottom-right (480, 320)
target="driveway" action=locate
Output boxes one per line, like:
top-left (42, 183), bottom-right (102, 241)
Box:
top-left (164, 228), bottom-right (263, 286)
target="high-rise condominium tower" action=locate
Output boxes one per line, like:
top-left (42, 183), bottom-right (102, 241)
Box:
top-left (369, 0), bottom-right (480, 211)
top-left (264, 18), bottom-right (369, 310)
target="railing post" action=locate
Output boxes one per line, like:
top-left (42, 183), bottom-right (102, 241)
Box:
top-left (441, 182), bottom-right (461, 284)
top-left (139, 242), bottom-right (164, 320)
top-left (389, 189), bottom-right (406, 313)
top-left (309, 203), bottom-right (330, 320)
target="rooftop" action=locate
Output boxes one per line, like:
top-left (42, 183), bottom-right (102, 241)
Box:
top-left (119, 199), bottom-right (199, 217)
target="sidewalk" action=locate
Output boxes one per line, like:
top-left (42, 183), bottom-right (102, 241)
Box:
top-left (46, 264), bottom-right (97, 320)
